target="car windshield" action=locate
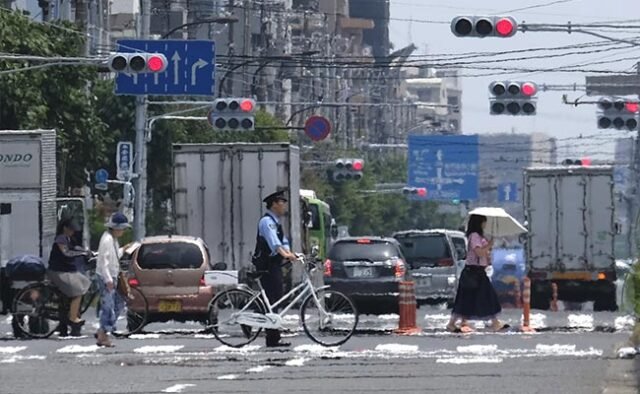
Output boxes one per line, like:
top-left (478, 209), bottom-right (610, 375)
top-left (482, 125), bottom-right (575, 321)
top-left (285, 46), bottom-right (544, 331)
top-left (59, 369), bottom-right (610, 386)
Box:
top-left (395, 234), bottom-right (451, 267)
top-left (329, 241), bottom-right (398, 261)
top-left (137, 242), bottom-right (203, 269)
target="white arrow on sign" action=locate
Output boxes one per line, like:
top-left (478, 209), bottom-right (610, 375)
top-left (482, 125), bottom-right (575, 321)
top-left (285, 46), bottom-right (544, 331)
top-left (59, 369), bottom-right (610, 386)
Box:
top-left (191, 59), bottom-right (208, 86)
top-left (171, 51), bottom-right (181, 85)
top-left (503, 184), bottom-right (512, 201)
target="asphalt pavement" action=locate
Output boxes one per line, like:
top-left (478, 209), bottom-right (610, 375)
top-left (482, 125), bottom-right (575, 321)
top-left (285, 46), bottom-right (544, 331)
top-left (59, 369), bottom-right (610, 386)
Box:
top-left (0, 307), bottom-right (638, 394)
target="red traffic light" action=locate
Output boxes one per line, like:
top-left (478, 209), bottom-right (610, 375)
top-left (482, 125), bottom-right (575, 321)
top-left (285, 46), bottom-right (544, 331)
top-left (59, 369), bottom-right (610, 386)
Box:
top-left (625, 102), bottom-right (639, 113)
top-left (495, 18), bottom-right (515, 37)
top-left (352, 160), bottom-right (364, 171)
top-left (417, 188), bottom-right (427, 197)
top-left (147, 55), bottom-right (166, 73)
top-left (521, 82), bottom-right (537, 97)
top-left (580, 157), bottom-right (592, 166)
top-left (240, 99), bottom-right (255, 112)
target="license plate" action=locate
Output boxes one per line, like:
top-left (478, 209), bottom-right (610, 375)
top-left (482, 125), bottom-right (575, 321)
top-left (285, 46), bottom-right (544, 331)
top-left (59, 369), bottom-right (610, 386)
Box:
top-left (352, 267), bottom-right (374, 278)
top-left (158, 300), bottom-right (182, 313)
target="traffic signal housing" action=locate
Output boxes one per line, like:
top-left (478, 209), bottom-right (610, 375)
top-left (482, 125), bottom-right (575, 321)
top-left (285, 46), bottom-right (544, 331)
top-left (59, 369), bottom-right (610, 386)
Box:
top-left (597, 98), bottom-right (639, 131)
top-left (331, 159), bottom-right (364, 182)
top-left (402, 186), bottom-right (428, 199)
top-left (208, 98), bottom-right (256, 131)
top-left (108, 53), bottom-right (167, 73)
top-left (561, 158), bottom-right (591, 166)
top-left (489, 81), bottom-right (537, 116)
top-left (451, 16), bottom-right (517, 38)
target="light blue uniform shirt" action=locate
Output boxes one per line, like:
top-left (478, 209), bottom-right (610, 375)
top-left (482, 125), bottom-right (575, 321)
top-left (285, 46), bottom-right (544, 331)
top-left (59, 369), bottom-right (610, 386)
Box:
top-left (258, 210), bottom-right (290, 256)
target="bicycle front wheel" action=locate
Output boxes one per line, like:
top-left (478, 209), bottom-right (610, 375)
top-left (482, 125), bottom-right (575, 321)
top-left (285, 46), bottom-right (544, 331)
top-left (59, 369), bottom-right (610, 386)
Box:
top-left (301, 289), bottom-right (358, 347)
top-left (12, 283), bottom-right (62, 339)
top-left (208, 288), bottom-right (265, 348)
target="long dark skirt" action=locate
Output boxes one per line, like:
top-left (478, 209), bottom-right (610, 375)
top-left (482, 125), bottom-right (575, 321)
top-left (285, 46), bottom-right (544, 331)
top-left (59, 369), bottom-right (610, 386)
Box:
top-left (452, 265), bottom-right (501, 320)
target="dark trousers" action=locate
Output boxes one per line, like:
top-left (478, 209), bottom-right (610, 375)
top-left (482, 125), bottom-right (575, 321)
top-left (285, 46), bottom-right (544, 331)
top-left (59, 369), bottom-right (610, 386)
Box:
top-left (260, 261), bottom-right (284, 345)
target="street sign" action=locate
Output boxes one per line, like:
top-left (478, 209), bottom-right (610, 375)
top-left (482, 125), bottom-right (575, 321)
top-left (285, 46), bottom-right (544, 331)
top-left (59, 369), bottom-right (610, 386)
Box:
top-left (407, 135), bottom-right (479, 201)
top-left (304, 116), bottom-right (332, 142)
top-left (585, 75), bottom-right (640, 96)
top-left (115, 40), bottom-right (216, 96)
top-left (116, 141), bottom-right (133, 181)
top-left (498, 182), bottom-right (518, 202)
top-left (95, 168), bottom-right (109, 191)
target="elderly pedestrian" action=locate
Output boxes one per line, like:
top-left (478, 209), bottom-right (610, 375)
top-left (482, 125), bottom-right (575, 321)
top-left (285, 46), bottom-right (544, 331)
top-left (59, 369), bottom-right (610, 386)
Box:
top-left (95, 212), bottom-right (130, 347)
top-left (446, 214), bottom-right (508, 333)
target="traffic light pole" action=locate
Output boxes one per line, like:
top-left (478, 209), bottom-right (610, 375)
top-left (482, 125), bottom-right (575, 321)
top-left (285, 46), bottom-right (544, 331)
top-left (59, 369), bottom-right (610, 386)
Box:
top-left (133, 0), bottom-right (151, 240)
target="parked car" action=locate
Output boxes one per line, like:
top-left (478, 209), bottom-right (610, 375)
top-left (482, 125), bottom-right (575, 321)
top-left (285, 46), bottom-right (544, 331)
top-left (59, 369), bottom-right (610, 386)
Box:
top-left (127, 236), bottom-right (215, 326)
top-left (324, 237), bottom-right (408, 314)
top-left (392, 230), bottom-right (467, 306)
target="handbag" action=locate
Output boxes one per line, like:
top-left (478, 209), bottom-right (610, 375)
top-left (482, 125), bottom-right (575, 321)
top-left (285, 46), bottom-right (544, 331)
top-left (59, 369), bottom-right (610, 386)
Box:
top-left (117, 271), bottom-right (131, 298)
top-left (112, 239), bottom-right (130, 299)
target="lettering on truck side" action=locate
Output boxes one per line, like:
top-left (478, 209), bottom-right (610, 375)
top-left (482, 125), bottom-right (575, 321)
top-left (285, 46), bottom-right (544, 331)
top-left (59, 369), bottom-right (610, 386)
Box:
top-left (0, 153), bottom-right (34, 166)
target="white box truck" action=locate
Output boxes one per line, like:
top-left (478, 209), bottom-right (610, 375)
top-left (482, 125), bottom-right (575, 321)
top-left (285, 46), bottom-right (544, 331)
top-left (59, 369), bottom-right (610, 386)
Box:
top-left (0, 130), bottom-right (58, 313)
top-left (0, 130), bottom-right (57, 265)
top-left (524, 165), bottom-right (617, 311)
top-left (172, 143), bottom-right (304, 283)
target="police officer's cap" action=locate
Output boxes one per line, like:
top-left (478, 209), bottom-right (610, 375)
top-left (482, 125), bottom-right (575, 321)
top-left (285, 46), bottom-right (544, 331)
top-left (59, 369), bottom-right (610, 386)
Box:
top-left (263, 189), bottom-right (288, 205)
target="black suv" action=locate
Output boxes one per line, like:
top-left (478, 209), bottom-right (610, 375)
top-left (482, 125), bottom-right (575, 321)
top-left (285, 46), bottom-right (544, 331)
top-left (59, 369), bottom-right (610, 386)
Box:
top-left (323, 237), bottom-right (408, 314)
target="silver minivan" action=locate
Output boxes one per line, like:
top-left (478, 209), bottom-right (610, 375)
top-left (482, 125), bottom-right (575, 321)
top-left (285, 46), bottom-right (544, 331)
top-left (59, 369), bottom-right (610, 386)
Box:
top-left (393, 230), bottom-right (467, 306)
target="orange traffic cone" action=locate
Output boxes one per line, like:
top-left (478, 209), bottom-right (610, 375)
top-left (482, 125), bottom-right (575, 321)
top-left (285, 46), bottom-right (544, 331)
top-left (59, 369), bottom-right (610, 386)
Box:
top-left (395, 281), bottom-right (421, 335)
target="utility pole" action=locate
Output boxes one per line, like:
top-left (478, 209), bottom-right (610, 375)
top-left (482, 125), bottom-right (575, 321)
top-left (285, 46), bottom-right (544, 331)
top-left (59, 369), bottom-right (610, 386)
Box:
top-left (133, 0), bottom-right (150, 240)
top-left (242, 0), bottom-right (251, 96)
top-left (632, 61), bottom-right (640, 257)
top-left (226, 0), bottom-right (235, 95)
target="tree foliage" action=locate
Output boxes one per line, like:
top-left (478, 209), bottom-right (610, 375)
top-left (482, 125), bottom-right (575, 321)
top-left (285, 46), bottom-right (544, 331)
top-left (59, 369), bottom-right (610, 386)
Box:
top-left (0, 11), bottom-right (109, 191)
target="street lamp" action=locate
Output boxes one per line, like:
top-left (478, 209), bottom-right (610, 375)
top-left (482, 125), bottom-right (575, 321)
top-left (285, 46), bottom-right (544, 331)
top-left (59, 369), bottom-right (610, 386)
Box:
top-left (161, 17), bottom-right (239, 39)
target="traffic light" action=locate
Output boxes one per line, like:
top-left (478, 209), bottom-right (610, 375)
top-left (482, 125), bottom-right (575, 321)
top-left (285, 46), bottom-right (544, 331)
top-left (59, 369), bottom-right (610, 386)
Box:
top-left (208, 98), bottom-right (256, 131)
top-left (489, 81), bottom-right (537, 116)
top-left (108, 53), bottom-right (167, 73)
top-left (562, 158), bottom-right (591, 166)
top-left (332, 159), bottom-right (364, 182)
top-left (451, 16), bottom-right (517, 38)
top-left (597, 98), bottom-right (639, 131)
top-left (402, 186), bottom-right (428, 199)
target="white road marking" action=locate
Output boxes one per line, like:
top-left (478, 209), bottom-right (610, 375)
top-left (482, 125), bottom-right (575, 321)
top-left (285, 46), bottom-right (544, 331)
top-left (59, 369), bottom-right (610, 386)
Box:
top-left (134, 345), bottom-right (184, 354)
top-left (1, 355), bottom-right (46, 363)
top-left (567, 314), bottom-right (594, 329)
top-left (285, 357), bottom-right (310, 367)
top-left (374, 344), bottom-right (419, 354)
top-left (247, 365), bottom-right (271, 373)
top-left (0, 346), bottom-right (26, 354)
top-left (162, 383), bottom-right (196, 393)
top-left (129, 334), bottom-right (161, 339)
top-left (437, 357), bottom-right (503, 364)
top-left (217, 375), bottom-right (238, 380)
top-left (57, 345), bottom-right (100, 353)
top-left (214, 345), bottom-right (261, 353)
top-left (617, 347), bottom-right (638, 359)
top-left (456, 345), bottom-right (499, 354)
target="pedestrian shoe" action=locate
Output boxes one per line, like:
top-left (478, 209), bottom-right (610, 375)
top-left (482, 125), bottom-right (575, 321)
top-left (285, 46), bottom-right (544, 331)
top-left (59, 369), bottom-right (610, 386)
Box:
top-left (96, 329), bottom-right (114, 348)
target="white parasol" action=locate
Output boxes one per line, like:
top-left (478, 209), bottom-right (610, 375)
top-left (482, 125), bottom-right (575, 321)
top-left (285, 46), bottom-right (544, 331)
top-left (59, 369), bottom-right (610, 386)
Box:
top-left (467, 207), bottom-right (528, 238)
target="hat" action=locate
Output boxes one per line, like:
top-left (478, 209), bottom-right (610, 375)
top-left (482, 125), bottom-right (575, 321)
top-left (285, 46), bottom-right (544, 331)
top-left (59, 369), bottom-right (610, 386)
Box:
top-left (105, 212), bottom-right (131, 230)
top-left (263, 189), bottom-right (288, 205)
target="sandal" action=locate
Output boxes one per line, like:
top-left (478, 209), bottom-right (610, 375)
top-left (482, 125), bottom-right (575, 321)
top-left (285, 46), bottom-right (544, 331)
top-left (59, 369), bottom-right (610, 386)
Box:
top-left (446, 324), bottom-right (462, 333)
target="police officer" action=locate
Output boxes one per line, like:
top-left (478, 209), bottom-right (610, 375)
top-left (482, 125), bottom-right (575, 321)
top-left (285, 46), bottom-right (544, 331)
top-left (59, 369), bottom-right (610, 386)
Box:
top-left (252, 189), bottom-right (297, 348)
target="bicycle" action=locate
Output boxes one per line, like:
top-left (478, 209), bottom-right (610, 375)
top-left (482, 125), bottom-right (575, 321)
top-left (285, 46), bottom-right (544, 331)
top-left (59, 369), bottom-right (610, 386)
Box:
top-left (11, 255), bottom-right (149, 339)
top-left (208, 254), bottom-right (358, 348)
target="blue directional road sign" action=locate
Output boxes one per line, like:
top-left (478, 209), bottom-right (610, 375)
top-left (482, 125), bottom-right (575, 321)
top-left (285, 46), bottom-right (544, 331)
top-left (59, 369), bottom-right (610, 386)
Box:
top-left (407, 135), bottom-right (479, 201)
top-left (95, 168), bottom-right (109, 191)
top-left (115, 40), bottom-right (216, 96)
top-left (498, 182), bottom-right (518, 202)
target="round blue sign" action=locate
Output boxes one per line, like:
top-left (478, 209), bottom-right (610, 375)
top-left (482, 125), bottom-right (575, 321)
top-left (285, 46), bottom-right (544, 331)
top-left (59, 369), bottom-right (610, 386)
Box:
top-left (95, 168), bottom-right (109, 184)
top-left (304, 116), bottom-right (332, 142)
